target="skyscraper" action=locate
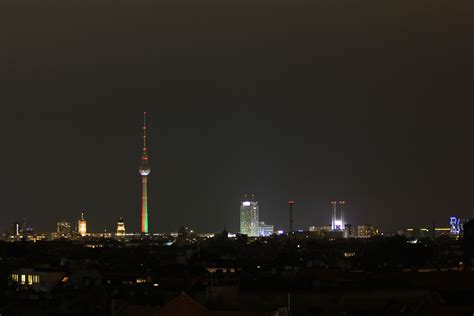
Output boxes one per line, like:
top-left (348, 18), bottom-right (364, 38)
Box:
top-left (139, 112), bottom-right (151, 234)
top-left (240, 195), bottom-right (259, 237)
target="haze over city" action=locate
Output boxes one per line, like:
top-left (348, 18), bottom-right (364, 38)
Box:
top-left (0, 0), bottom-right (471, 234)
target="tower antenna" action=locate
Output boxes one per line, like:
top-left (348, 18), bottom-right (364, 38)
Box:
top-left (142, 112), bottom-right (148, 157)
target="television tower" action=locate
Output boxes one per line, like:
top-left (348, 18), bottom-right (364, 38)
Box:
top-left (139, 112), bottom-right (151, 234)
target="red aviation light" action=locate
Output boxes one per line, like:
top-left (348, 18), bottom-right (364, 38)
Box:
top-left (288, 200), bottom-right (295, 204)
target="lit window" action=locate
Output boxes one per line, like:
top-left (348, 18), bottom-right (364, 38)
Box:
top-left (33, 275), bottom-right (40, 283)
top-left (28, 275), bottom-right (33, 285)
top-left (21, 275), bottom-right (26, 285)
top-left (136, 278), bottom-right (147, 283)
top-left (11, 274), bottom-right (18, 282)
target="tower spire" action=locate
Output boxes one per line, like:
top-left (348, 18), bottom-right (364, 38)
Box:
top-left (142, 111), bottom-right (148, 158)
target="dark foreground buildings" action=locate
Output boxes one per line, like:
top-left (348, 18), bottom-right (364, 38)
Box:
top-left (1, 225), bottom-right (474, 316)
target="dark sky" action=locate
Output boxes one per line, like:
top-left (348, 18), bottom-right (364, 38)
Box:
top-left (0, 0), bottom-right (472, 233)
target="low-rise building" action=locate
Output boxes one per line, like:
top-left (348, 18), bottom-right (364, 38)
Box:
top-left (10, 268), bottom-right (67, 293)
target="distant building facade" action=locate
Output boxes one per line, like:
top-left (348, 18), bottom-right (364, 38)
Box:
top-left (435, 227), bottom-right (451, 237)
top-left (450, 216), bottom-right (469, 237)
top-left (259, 222), bottom-right (274, 237)
top-left (116, 217), bottom-right (126, 237)
top-left (309, 225), bottom-right (331, 237)
top-left (309, 225), bottom-right (332, 232)
top-left (403, 227), bottom-right (431, 239)
top-left (345, 224), bottom-right (354, 238)
top-left (56, 220), bottom-right (72, 238)
top-left (10, 268), bottom-right (66, 293)
top-left (402, 227), bottom-right (457, 239)
top-left (177, 226), bottom-right (194, 239)
top-left (357, 225), bottom-right (380, 238)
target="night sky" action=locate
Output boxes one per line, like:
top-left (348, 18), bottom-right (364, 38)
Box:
top-left (0, 0), bottom-right (472, 233)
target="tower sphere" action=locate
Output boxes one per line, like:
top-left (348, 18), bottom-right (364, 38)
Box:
top-left (139, 160), bottom-right (151, 176)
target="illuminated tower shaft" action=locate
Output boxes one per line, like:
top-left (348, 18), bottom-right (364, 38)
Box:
top-left (139, 112), bottom-right (151, 234)
top-left (141, 175), bottom-right (148, 233)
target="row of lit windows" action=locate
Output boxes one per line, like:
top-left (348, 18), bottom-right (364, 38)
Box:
top-left (11, 274), bottom-right (40, 285)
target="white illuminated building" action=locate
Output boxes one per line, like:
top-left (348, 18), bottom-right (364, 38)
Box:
top-left (259, 222), bottom-right (274, 237)
top-left (240, 196), bottom-right (259, 237)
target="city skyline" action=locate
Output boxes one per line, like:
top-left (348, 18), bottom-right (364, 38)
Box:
top-left (0, 110), bottom-right (470, 233)
top-left (0, 126), bottom-right (470, 235)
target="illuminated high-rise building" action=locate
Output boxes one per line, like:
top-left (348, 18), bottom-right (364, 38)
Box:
top-left (240, 194), bottom-right (259, 237)
top-left (78, 212), bottom-right (87, 236)
top-left (331, 201), bottom-right (346, 231)
top-left (116, 217), bottom-right (126, 237)
top-left (139, 112), bottom-right (151, 234)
